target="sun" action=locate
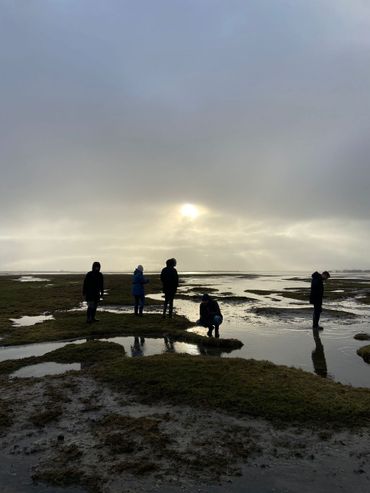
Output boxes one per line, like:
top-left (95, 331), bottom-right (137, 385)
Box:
top-left (180, 203), bottom-right (199, 220)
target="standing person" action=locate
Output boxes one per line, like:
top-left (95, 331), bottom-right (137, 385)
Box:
top-left (160, 258), bottom-right (178, 318)
top-left (83, 261), bottom-right (104, 324)
top-left (198, 293), bottom-right (223, 338)
top-left (309, 271), bottom-right (330, 329)
top-left (132, 265), bottom-right (149, 316)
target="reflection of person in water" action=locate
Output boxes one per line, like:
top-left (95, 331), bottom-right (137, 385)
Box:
top-left (164, 336), bottom-right (175, 353)
top-left (130, 336), bottom-right (145, 357)
top-left (198, 294), bottom-right (223, 338)
top-left (311, 327), bottom-right (328, 377)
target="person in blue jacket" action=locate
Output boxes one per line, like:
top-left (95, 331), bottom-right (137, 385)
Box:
top-left (132, 265), bottom-right (149, 316)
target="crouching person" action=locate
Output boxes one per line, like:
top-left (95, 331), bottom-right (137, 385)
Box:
top-left (198, 294), bottom-right (223, 338)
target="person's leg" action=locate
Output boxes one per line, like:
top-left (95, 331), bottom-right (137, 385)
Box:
top-left (134, 296), bottom-right (139, 315)
top-left (163, 296), bottom-right (168, 317)
top-left (313, 303), bottom-right (322, 328)
top-left (91, 301), bottom-right (98, 321)
top-left (168, 296), bottom-right (174, 318)
top-left (207, 324), bottom-right (213, 337)
top-left (139, 295), bottom-right (145, 316)
top-left (86, 302), bottom-right (94, 323)
top-left (214, 324), bottom-right (220, 338)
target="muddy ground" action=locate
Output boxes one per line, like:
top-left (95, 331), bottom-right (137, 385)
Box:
top-left (1, 373), bottom-right (370, 493)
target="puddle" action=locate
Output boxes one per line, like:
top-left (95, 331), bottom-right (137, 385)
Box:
top-left (0, 340), bottom-right (86, 363)
top-left (103, 335), bottom-right (201, 357)
top-left (10, 362), bottom-right (81, 378)
top-left (11, 314), bottom-right (55, 327)
top-left (13, 276), bottom-right (50, 282)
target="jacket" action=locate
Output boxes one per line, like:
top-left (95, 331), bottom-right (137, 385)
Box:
top-left (83, 271), bottom-right (104, 302)
top-left (310, 271), bottom-right (324, 305)
top-left (160, 266), bottom-right (179, 293)
top-left (132, 269), bottom-right (148, 296)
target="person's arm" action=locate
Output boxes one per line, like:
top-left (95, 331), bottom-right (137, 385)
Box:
top-left (100, 274), bottom-right (104, 297)
top-left (82, 274), bottom-right (87, 297)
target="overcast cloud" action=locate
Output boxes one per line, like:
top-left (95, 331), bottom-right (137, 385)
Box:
top-left (1, 0), bottom-right (369, 271)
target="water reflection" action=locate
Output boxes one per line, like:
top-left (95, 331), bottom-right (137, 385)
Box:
top-left (311, 328), bottom-right (328, 378)
top-left (10, 362), bottom-right (81, 378)
top-left (131, 336), bottom-right (145, 357)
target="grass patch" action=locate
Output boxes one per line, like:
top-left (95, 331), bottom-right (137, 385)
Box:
top-left (1, 312), bottom-right (192, 346)
top-left (354, 333), bottom-right (370, 341)
top-left (0, 399), bottom-right (12, 429)
top-left (357, 345), bottom-right (370, 363)
top-left (0, 274), bottom-right (164, 334)
top-left (92, 354), bottom-right (370, 427)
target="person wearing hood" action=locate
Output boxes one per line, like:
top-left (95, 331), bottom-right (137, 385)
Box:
top-left (160, 258), bottom-right (179, 318)
top-left (132, 265), bottom-right (149, 316)
top-left (198, 293), bottom-right (223, 338)
top-left (83, 261), bottom-right (104, 323)
top-left (309, 271), bottom-right (330, 329)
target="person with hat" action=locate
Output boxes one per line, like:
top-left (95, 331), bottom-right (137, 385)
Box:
top-left (132, 265), bottom-right (149, 316)
top-left (198, 293), bottom-right (223, 338)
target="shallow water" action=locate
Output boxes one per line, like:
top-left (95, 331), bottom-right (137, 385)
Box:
top-left (149, 272), bottom-right (370, 388)
top-left (13, 276), bottom-right (50, 282)
top-left (11, 314), bottom-right (55, 327)
top-left (10, 362), bottom-right (81, 378)
top-left (2, 272), bottom-right (370, 387)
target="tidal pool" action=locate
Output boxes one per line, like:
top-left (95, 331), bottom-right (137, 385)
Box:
top-left (10, 362), bottom-right (81, 379)
top-left (11, 314), bottom-right (55, 327)
top-left (149, 272), bottom-right (370, 388)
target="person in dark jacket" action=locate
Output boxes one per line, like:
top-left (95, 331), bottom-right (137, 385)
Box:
top-left (198, 293), bottom-right (223, 338)
top-left (309, 271), bottom-right (330, 329)
top-left (83, 261), bottom-right (104, 323)
top-left (160, 258), bottom-right (179, 318)
top-left (132, 265), bottom-right (149, 316)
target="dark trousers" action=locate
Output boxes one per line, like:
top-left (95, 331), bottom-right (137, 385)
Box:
top-left (134, 295), bottom-right (145, 315)
top-left (163, 291), bottom-right (175, 317)
top-left (313, 303), bottom-right (322, 328)
top-left (86, 301), bottom-right (98, 322)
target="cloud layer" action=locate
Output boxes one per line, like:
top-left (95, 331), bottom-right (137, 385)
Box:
top-left (1, 1), bottom-right (369, 271)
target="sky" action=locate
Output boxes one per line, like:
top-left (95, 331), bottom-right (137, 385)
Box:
top-left (1, 0), bottom-right (370, 272)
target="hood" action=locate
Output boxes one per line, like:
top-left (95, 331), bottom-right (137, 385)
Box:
top-left (312, 271), bottom-right (321, 279)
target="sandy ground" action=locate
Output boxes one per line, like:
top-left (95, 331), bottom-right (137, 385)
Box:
top-left (1, 373), bottom-right (370, 493)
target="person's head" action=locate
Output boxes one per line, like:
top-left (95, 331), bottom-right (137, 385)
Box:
top-left (202, 293), bottom-right (210, 302)
top-left (92, 261), bottom-right (101, 272)
top-left (137, 265), bottom-right (144, 272)
top-left (322, 271), bottom-right (330, 281)
top-left (166, 258), bottom-right (177, 267)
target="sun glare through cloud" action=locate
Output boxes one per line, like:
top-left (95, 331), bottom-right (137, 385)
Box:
top-left (180, 203), bottom-right (200, 220)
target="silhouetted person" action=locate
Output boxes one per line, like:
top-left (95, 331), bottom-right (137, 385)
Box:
top-left (83, 261), bottom-right (104, 323)
top-left (198, 293), bottom-right (223, 338)
top-left (160, 258), bottom-right (178, 318)
top-left (311, 327), bottom-right (328, 377)
top-left (309, 270), bottom-right (330, 329)
top-left (132, 265), bottom-right (149, 316)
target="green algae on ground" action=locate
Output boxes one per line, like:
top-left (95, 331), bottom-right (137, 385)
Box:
top-left (0, 274), bottom-right (164, 334)
top-left (357, 345), bottom-right (370, 363)
top-left (1, 312), bottom-right (191, 346)
top-left (92, 353), bottom-right (370, 427)
top-left (0, 398), bottom-right (12, 429)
